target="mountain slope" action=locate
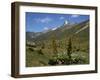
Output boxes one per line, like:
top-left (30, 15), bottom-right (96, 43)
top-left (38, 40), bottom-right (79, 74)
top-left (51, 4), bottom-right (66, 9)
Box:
top-left (26, 20), bottom-right (89, 43)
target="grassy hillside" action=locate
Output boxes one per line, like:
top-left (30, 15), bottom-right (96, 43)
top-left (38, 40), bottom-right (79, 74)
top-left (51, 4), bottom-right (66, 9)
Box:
top-left (26, 20), bottom-right (89, 67)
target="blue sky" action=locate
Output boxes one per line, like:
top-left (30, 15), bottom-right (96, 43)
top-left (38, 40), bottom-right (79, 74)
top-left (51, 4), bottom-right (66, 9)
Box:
top-left (26, 12), bottom-right (89, 32)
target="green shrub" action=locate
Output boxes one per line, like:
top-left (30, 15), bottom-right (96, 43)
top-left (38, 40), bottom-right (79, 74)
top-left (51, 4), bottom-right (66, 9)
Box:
top-left (48, 52), bottom-right (71, 65)
top-left (28, 47), bottom-right (34, 51)
top-left (37, 49), bottom-right (44, 55)
top-left (48, 58), bottom-right (57, 65)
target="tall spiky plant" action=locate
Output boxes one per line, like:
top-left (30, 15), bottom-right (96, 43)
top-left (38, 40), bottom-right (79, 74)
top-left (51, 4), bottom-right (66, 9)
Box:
top-left (67, 37), bottom-right (72, 60)
top-left (51, 35), bottom-right (58, 54)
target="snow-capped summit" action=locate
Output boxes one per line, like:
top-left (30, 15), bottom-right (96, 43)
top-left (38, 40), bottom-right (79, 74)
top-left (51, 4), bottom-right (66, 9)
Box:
top-left (62, 20), bottom-right (69, 27)
top-left (65, 20), bottom-right (68, 24)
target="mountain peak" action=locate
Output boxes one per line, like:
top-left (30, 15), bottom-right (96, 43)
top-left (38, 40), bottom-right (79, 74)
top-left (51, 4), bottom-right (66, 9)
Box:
top-left (64, 20), bottom-right (69, 25)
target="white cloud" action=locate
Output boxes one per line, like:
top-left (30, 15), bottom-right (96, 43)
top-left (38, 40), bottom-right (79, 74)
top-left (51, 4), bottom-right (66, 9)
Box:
top-left (60, 16), bottom-right (64, 20)
top-left (35, 17), bottom-right (52, 23)
top-left (52, 27), bottom-right (57, 30)
top-left (71, 14), bottom-right (80, 18)
top-left (44, 27), bottom-right (49, 30)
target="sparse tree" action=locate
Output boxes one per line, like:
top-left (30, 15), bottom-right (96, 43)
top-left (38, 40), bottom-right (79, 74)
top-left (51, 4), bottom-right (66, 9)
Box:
top-left (51, 35), bottom-right (58, 54)
top-left (67, 37), bottom-right (72, 60)
top-left (41, 41), bottom-right (45, 49)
